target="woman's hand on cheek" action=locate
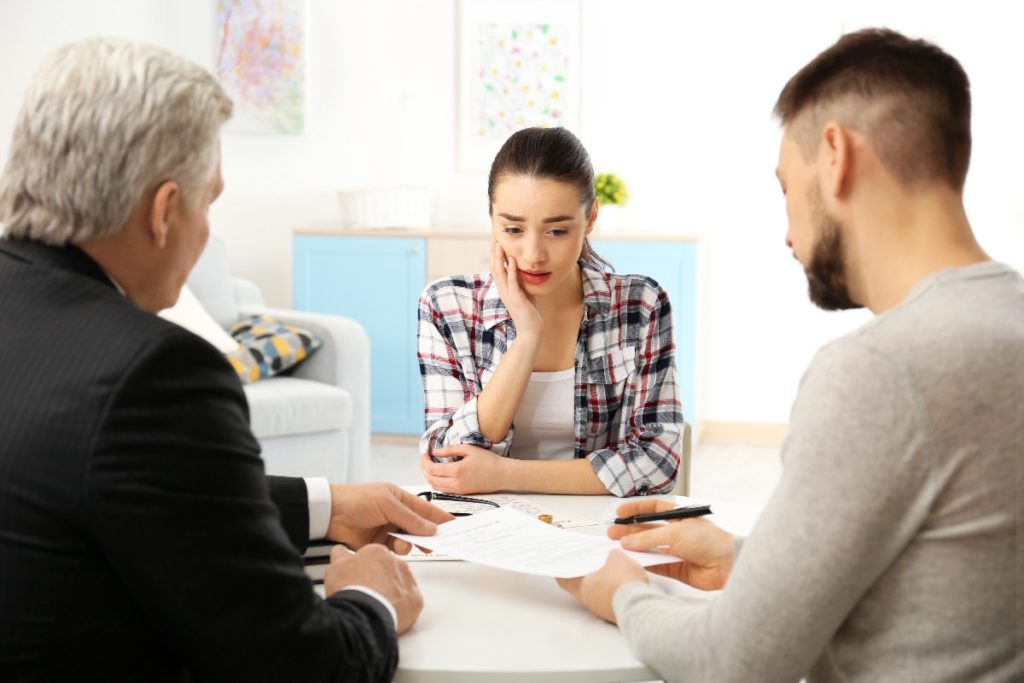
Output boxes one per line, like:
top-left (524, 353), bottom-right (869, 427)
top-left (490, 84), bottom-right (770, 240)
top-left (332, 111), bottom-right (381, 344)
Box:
top-left (490, 241), bottom-right (543, 339)
top-left (420, 444), bottom-right (511, 495)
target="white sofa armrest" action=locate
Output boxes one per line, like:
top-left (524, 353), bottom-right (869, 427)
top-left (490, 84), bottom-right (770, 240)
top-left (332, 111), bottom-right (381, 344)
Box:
top-left (241, 304), bottom-right (371, 482)
top-left (232, 277), bottom-right (265, 311)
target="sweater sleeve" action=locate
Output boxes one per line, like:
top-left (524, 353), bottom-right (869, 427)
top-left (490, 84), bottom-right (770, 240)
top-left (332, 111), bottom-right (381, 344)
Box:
top-left (611, 340), bottom-right (934, 682)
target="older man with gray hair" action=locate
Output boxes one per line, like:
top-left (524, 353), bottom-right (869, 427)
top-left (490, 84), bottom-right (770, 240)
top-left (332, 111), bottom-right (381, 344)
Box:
top-left (0, 37), bottom-right (450, 682)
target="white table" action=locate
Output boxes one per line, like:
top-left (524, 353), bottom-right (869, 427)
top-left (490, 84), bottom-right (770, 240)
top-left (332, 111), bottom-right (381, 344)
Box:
top-left (385, 492), bottom-right (760, 683)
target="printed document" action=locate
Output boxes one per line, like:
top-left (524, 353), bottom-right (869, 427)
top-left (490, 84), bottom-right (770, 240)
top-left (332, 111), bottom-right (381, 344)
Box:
top-left (417, 491), bottom-right (592, 528)
top-left (401, 492), bottom-right (591, 561)
top-left (391, 507), bottom-right (682, 578)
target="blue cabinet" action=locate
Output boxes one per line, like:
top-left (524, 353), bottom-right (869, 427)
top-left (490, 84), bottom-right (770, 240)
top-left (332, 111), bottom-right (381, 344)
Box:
top-left (294, 235), bottom-right (425, 434)
top-left (294, 232), bottom-right (698, 435)
top-left (592, 240), bottom-right (698, 426)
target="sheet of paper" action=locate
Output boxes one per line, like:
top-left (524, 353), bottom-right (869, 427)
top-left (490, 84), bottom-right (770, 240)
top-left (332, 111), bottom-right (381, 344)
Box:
top-left (392, 507), bottom-right (682, 578)
top-left (400, 492), bottom-right (596, 561)
top-left (410, 491), bottom-right (593, 527)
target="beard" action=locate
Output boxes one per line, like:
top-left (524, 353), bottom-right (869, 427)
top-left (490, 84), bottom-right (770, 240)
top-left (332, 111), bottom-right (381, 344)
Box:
top-left (805, 186), bottom-right (860, 311)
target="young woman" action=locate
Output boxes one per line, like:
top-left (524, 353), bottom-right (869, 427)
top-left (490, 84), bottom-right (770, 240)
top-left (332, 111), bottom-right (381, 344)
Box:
top-left (417, 127), bottom-right (683, 497)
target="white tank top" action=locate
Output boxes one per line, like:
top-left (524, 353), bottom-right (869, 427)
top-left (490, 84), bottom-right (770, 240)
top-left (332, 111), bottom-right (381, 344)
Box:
top-left (507, 368), bottom-right (576, 460)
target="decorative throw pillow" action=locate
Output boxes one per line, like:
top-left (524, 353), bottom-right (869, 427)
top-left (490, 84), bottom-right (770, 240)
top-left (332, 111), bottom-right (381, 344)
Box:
top-left (226, 315), bottom-right (322, 384)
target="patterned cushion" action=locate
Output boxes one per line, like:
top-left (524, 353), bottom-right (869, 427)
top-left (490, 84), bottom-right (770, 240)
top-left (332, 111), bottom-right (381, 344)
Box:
top-left (226, 315), bottom-right (322, 384)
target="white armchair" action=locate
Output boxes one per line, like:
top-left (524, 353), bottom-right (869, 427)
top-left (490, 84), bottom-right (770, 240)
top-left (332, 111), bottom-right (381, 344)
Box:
top-left (187, 236), bottom-right (370, 483)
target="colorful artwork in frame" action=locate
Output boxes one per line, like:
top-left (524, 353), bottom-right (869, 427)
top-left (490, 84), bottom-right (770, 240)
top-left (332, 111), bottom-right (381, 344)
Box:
top-left (458, 0), bottom-right (581, 170)
top-left (216, 0), bottom-right (305, 134)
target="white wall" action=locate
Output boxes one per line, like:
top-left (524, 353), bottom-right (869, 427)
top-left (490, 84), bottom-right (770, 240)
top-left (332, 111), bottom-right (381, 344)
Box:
top-left (1, 0), bottom-right (1021, 425)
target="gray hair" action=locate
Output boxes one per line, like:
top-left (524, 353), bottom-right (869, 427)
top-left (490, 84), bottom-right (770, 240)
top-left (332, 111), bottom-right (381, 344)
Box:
top-left (0, 37), bottom-right (233, 245)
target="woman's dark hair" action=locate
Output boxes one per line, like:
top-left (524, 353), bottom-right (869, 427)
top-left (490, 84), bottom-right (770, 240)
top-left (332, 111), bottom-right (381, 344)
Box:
top-left (487, 127), bottom-right (612, 271)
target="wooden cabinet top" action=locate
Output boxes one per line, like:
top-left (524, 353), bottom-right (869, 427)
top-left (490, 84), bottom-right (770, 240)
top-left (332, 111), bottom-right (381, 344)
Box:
top-left (294, 225), bottom-right (699, 243)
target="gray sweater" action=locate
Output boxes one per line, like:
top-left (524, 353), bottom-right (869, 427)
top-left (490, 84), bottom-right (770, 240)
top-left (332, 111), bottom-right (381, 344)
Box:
top-left (614, 261), bottom-right (1024, 682)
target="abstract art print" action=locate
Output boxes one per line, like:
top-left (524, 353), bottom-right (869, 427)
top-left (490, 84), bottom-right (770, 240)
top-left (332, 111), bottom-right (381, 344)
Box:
top-left (216, 0), bottom-right (305, 134)
top-left (458, 0), bottom-right (581, 170)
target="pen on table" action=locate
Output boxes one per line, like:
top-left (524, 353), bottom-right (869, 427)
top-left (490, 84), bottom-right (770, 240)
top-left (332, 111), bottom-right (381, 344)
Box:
top-left (614, 504), bottom-right (712, 525)
top-left (567, 504), bottom-right (712, 528)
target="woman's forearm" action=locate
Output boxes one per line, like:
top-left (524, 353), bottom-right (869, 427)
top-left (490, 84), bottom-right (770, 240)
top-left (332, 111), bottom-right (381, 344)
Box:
top-left (504, 457), bottom-right (609, 495)
top-left (476, 333), bottom-right (541, 442)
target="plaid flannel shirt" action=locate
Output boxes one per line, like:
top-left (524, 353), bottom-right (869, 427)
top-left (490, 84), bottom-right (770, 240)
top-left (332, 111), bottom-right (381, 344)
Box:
top-left (417, 265), bottom-right (684, 497)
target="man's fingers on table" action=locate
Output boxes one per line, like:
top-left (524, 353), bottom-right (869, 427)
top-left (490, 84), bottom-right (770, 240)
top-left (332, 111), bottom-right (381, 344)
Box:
top-left (389, 538), bottom-right (413, 555)
top-left (555, 576), bottom-right (582, 597)
top-left (330, 544), bottom-right (354, 562)
top-left (396, 558), bottom-right (421, 601)
top-left (398, 556), bottom-right (416, 582)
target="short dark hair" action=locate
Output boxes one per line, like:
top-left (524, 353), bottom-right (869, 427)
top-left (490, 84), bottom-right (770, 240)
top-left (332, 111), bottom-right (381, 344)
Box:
top-left (487, 127), bottom-right (611, 271)
top-left (774, 28), bottom-right (971, 190)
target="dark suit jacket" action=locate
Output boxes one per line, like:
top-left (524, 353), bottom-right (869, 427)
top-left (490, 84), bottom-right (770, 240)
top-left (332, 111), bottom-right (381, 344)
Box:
top-left (0, 239), bottom-right (397, 682)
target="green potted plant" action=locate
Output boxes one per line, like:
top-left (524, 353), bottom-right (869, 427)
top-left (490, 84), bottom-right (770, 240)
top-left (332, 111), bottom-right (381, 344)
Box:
top-left (594, 172), bottom-right (629, 231)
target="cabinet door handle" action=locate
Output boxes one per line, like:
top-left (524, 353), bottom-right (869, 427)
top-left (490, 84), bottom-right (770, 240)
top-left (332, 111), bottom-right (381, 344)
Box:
top-left (410, 247), bottom-right (421, 255)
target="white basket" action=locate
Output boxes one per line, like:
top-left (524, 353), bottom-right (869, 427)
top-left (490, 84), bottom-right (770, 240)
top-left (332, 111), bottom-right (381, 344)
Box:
top-left (337, 186), bottom-right (432, 230)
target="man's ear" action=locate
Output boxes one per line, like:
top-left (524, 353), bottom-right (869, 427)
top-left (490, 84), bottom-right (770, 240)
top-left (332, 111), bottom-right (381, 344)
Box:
top-left (148, 180), bottom-right (180, 249)
top-left (586, 198), bottom-right (598, 235)
top-left (821, 121), bottom-right (852, 199)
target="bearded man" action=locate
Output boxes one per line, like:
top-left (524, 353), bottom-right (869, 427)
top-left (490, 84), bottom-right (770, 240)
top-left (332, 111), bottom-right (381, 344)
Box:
top-left (559, 27), bottom-right (1023, 683)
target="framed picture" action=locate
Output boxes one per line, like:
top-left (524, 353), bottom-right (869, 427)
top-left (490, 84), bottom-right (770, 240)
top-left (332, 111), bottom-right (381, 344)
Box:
top-left (215, 0), bottom-right (306, 134)
top-left (457, 0), bottom-right (582, 171)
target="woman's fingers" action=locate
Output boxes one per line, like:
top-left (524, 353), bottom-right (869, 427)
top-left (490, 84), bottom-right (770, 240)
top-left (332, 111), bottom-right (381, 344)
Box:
top-left (490, 241), bottom-right (510, 291)
top-left (421, 453), bottom-right (456, 484)
top-left (489, 240), bottom-right (501, 277)
top-left (505, 255), bottom-right (527, 301)
top-left (434, 444), bottom-right (471, 459)
top-left (421, 451), bottom-right (461, 492)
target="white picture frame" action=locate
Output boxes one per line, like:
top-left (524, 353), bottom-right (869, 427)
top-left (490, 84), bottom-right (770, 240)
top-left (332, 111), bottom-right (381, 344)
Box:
top-left (457, 0), bottom-right (582, 171)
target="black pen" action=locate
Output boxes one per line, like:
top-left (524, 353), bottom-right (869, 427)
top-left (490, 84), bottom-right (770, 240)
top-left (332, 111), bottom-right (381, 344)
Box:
top-left (568, 504), bottom-right (712, 528)
top-left (613, 504), bottom-right (712, 525)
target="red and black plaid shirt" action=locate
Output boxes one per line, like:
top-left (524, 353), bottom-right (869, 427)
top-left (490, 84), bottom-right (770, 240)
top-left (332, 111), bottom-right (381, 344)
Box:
top-left (417, 265), bottom-right (684, 496)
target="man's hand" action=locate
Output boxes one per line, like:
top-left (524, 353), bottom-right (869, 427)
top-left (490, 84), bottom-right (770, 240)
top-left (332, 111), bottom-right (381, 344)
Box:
top-left (325, 544), bottom-right (423, 634)
top-left (556, 550), bottom-right (649, 624)
top-left (420, 444), bottom-right (511, 494)
top-left (610, 499), bottom-right (735, 591)
top-left (326, 483), bottom-right (454, 552)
